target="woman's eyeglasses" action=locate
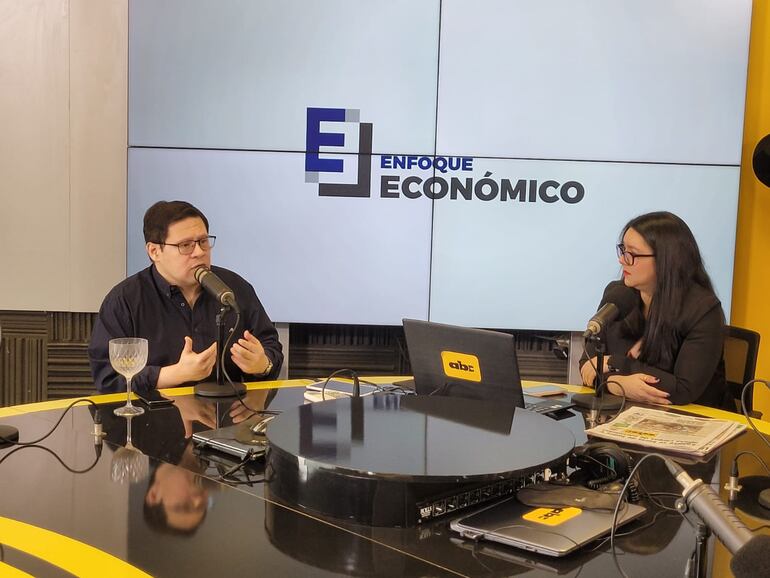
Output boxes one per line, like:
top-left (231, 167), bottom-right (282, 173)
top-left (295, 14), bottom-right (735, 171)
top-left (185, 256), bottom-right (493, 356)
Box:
top-left (616, 243), bottom-right (654, 266)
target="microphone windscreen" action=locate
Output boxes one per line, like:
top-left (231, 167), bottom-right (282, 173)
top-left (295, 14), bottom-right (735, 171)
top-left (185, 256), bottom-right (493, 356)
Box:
top-left (602, 283), bottom-right (638, 318)
top-left (730, 534), bottom-right (770, 578)
top-left (193, 265), bottom-right (208, 283)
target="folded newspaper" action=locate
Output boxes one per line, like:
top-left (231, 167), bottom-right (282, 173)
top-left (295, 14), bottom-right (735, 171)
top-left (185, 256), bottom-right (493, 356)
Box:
top-left (586, 407), bottom-right (746, 456)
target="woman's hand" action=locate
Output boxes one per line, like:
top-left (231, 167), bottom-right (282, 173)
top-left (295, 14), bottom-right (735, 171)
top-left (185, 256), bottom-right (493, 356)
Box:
top-left (580, 358), bottom-right (598, 386)
top-left (605, 373), bottom-right (670, 405)
top-left (580, 356), bottom-right (611, 386)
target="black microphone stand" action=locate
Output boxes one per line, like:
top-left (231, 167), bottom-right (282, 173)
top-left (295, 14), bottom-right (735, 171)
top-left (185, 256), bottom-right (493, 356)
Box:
top-left (572, 333), bottom-right (623, 413)
top-left (194, 305), bottom-right (246, 398)
top-left (687, 522), bottom-right (710, 578)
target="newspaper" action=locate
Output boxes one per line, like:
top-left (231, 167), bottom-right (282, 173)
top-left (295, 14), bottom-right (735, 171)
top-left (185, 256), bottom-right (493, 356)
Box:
top-left (585, 407), bottom-right (746, 456)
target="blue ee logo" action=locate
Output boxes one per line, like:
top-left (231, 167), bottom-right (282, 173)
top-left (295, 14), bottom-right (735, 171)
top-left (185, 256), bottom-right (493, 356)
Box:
top-left (305, 107), bottom-right (372, 197)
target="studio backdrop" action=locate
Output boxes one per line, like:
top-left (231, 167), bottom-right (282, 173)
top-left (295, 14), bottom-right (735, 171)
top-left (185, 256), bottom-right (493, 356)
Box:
top-left (127, 0), bottom-right (751, 329)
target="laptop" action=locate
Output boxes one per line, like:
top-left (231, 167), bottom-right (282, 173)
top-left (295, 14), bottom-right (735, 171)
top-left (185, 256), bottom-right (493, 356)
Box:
top-left (192, 422), bottom-right (268, 461)
top-left (450, 496), bottom-right (647, 557)
top-left (402, 319), bottom-right (575, 416)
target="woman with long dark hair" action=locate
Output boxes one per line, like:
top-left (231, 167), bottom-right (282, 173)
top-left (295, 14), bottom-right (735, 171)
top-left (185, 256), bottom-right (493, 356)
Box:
top-left (580, 211), bottom-right (727, 408)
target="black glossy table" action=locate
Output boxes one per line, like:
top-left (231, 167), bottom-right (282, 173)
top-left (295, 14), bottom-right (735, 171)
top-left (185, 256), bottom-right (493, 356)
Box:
top-left (0, 382), bottom-right (768, 577)
top-left (267, 395), bottom-right (576, 526)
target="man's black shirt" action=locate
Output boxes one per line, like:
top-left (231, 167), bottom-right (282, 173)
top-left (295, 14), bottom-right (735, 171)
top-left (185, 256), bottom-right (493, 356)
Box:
top-left (89, 265), bottom-right (283, 393)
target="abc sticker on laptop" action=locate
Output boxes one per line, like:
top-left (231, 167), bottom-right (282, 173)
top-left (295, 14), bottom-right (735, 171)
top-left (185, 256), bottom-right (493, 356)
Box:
top-left (523, 507), bottom-right (582, 526)
top-left (440, 351), bottom-right (481, 382)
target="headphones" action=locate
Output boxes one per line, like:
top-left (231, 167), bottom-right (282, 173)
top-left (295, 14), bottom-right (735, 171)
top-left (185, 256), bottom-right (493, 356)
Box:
top-left (568, 442), bottom-right (632, 490)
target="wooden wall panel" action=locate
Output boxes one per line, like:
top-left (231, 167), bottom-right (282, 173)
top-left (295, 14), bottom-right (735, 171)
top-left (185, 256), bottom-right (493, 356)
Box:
top-left (47, 312), bottom-right (96, 399)
top-left (69, 0), bottom-right (127, 312)
top-left (0, 0), bottom-right (128, 312)
top-left (48, 312), bottom-right (94, 342)
top-left (0, 0), bottom-right (71, 311)
top-left (0, 312), bottom-right (48, 405)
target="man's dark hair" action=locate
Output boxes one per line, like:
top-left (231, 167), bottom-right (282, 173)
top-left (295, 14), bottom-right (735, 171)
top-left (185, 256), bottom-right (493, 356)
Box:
top-left (143, 201), bottom-right (209, 244)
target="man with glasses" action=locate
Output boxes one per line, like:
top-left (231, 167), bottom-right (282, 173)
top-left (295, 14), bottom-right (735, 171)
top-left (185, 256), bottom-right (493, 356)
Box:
top-left (89, 201), bottom-right (283, 393)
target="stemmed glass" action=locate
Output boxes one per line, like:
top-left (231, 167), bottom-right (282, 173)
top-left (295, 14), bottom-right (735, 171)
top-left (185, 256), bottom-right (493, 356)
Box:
top-left (110, 417), bottom-right (149, 484)
top-left (109, 337), bottom-right (148, 417)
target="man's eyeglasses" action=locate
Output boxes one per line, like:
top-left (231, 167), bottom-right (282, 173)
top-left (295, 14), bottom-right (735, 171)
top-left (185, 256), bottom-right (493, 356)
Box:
top-left (616, 243), bottom-right (654, 266)
top-left (159, 236), bottom-right (216, 255)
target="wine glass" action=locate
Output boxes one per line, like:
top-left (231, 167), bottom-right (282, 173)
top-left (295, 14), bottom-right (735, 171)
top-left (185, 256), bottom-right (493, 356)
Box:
top-left (111, 417), bottom-right (149, 484)
top-left (109, 337), bottom-right (148, 417)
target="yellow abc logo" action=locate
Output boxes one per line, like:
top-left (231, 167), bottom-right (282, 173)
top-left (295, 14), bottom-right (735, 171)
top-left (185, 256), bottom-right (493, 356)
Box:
top-left (441, 351), bottom-right (482, 382)
top-left (523, 507), bottom-right (582, 526)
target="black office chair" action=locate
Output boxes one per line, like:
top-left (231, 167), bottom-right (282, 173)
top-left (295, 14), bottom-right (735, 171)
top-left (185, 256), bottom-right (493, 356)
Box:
top-left (724, 325), bottom-right (761, 418)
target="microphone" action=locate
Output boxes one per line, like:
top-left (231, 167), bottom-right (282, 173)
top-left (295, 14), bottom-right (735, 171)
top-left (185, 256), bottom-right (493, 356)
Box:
top-left (665, 458), bottom-right (770, 578)
top-left (731, 535), bottom-right (770, 578)
top-left (665, 459), bottom-right (770, 578)
top-left (583, 284), bottom-right (637, 339)
top-left (573, 285), bottom-right (638, 411)
top-left (193, 266), bottom-right (239, 312)
top-left (666, 459), bottom-right (753, 553)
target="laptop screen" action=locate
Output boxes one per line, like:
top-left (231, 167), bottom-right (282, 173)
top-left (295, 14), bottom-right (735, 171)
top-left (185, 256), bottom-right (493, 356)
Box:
top-left (403, 318), bottom-right (526, 407)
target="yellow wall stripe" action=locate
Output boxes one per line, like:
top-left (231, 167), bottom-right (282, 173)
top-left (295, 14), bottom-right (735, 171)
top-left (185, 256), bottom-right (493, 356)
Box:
top-left (0, 517), bottom-right (151, 578)
top-left (733, 0), bottom-right (770, 417)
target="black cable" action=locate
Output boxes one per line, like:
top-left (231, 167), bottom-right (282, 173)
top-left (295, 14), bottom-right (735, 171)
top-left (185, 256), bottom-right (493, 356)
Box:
top-left (218, 457), bottom-right (251, 479)
top-left (741, 379), bottom-right (770, 455)
top-left (220, 311), bottom-right (281, 417)
top-left (215, 459), bottom-right (266, 486)
top-left (486, 522), bottom-right (582, 550)
top-left (0, 443), bottom-right (101, 474)
top-left (640, 490), bottom-right (681, 512)
top-left (580, 451), bottom-right (619, 479)
top-left (467, 541), bottom-right (497, 574)
top-left (197, 452), bottom-right (265, 486)
top-left (584, 336), bottom-right (669, 422)
top-left (221, 311), bottom-right (241, 393)
top-left (571, 563), bottom-right (586, 578)
top-left (310, 375), bottom-right (388, 398)
top-left (589, 508), bottom-right (676, 552)
top-left (733, 450), bottom-right (770, 477)
top-left (584, 338), bottom-right (671, 416)
top-left (610, 453), bottom-right (665, 578)
top-left (427, 382), bottom-right (452, 396)
top-left (319, 369), bottom-right (362, 400)
top-left (581, 340), bottom-right (628, 422)
top-left (377, 385), bottom-right (411, 395)
top-left (221, 477), bottom-right (266, 486)
top-left (646, 491), bottom-right (682, 498)
top-left (0, 398), bottom-right (100, 447)
top-left (610, 453), bottom-right (693, 578)
top-left (604, 378), bottom-right (628, 420)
